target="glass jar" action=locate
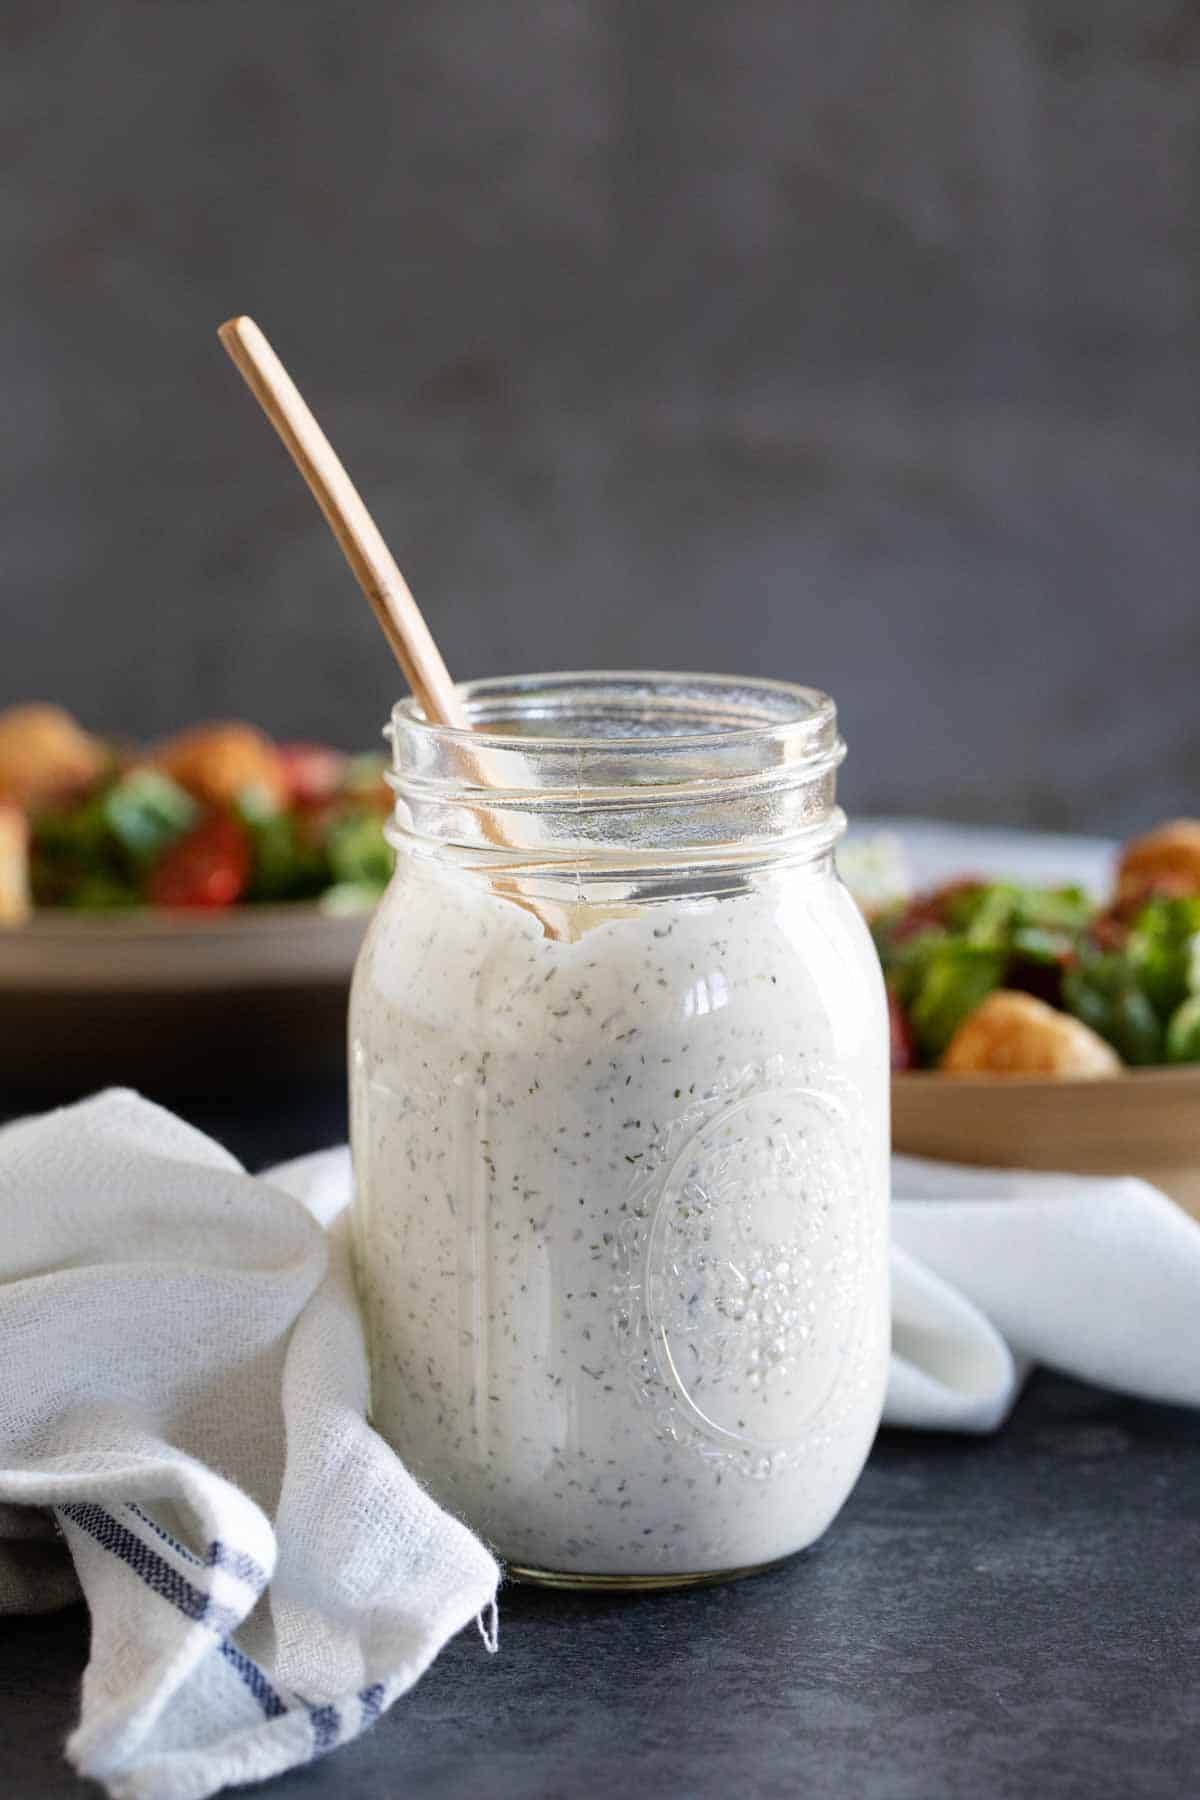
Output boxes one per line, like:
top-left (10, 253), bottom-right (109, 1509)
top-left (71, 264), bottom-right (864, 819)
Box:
top-left (350, 672), bottom-right (889, 1588)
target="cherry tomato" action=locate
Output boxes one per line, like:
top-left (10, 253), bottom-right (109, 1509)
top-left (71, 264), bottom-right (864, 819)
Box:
top-left (278, 743), bottom-right (347, 809)
top-left (146, 814), bottom-right (251, 908)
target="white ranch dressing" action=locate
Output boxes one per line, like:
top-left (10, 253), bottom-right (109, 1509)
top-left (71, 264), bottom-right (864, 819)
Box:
top-left (351, 853), bottom-right (888, 1579)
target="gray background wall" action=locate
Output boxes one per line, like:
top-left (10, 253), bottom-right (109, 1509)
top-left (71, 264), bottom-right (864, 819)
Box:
top-left (4, 1), bottom-right (1198, 832)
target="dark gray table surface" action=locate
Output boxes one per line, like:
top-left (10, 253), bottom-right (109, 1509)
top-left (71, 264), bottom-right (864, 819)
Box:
top-left (2, 1089), bottom-right (1198, 1800)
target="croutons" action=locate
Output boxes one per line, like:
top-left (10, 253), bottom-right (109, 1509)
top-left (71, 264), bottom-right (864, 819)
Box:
top-left (941, 989), bottom-right (1120, 1078)
top-left (155, 723), bottom-right (287, 812)
top-left (0, 703), bottom-right (106, 812)
top-left (0, 803), bottom-right (31, 925)
top-left (1116, 819), bottom-right (1200, 906)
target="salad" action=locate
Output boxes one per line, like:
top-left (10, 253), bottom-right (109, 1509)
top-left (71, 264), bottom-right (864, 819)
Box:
top-left (0, 705), bottom-right (393, 923)
top-left (870, 819), bottom-right (1200, 1076)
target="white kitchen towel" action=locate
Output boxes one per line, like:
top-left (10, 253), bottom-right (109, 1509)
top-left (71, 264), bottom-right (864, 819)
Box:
top-left (0, 1090), bottom-right (499, 1800)
top-left (3, 1094), bottom-right (1200, 1800)
top-left (888, 1154), bottom-right (1200, 1430)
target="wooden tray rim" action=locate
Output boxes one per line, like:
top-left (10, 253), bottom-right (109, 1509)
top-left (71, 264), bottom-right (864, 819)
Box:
top-left (893, 1065), bottom-right (1200, 1096)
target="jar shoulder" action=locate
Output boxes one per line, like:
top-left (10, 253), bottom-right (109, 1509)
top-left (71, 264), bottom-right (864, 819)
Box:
top-left (353, 863), bottom-right (884, 1060)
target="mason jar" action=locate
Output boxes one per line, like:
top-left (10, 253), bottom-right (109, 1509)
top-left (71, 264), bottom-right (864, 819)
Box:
top-left (350, 672), bottom-right (889, 1587)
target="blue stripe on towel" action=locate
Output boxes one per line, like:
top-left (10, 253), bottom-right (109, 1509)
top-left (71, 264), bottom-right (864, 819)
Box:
top-left (123, 1503), bottom-right (268, 1593)
top-left (221, 1648), bottom-right (351, 1752)
top-left (206, 1540), bottom-right (269, 1591)
top-left (219, 1639), bottom-right (346, 1751)
top-left (126, 1502), bottom-right (205, 1565)
top-left (58, 1502), bottom-right (239, 1636)
top-left (218, 1639), bottom-right (288, 1718)
top-left (308, 1704), bottom-right (340, 1753)
top-left (59, 1501), bottom-right (371, 1762)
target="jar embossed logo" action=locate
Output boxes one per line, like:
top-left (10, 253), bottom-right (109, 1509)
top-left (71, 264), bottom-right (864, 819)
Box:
top-left (612, 1069), bottom-right (871, 1476)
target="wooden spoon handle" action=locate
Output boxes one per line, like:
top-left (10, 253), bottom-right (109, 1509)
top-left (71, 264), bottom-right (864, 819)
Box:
top-left (218, 315), bottom-right (467, 731)
top-left (218, 314), bottom-right (564, 940)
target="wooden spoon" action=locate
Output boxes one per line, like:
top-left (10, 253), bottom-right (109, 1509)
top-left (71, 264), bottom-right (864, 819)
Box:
top-left (217, 315), bottom-right (559, 938)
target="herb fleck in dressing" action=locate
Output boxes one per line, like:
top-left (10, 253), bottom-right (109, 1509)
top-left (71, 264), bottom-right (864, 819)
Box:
top-left (351, 857), bottom-right (888, 1579)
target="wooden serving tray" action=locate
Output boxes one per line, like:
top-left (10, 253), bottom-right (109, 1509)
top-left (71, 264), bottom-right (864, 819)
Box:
top-left (893, 1068), bottom-right (1200, 1221)
top-left (0, 907), bottom-right (370, 1094)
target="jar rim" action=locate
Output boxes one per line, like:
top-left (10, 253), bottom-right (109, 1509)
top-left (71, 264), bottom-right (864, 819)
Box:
top-left (390, 670), bottom-right (839, 761)
top-left (386, 672), bottom-right (845, 871)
